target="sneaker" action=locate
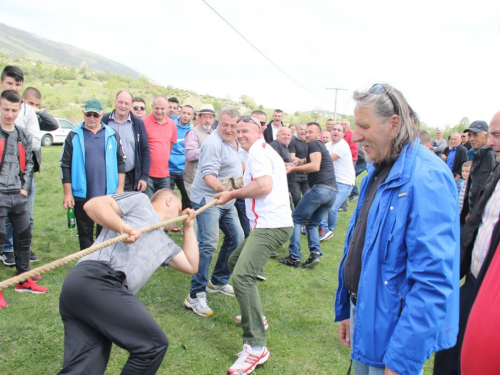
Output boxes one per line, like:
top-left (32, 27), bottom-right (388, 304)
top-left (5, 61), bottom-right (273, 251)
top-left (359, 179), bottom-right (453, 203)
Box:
top-left (338, 207), bottom-right (347, 213)
top-left (171, 228), bottom-right (181, 232)
top-left (228, 344), bottom-right (270, 375)
top-left (270, 251), bottom-right (279, 258)
top-left (300, 225), bottom-right (307, 235)
top-left (183, 292), bottom-right (213, 317)
top-left (257, 271), bottom-right (266, 281)
top-left (29, 251), bottom-right (39, 262)
top-left (279, 256), bottom-right (301, 268)
top-left (14, 269), bottom-right (42, 282)
top-left (15, 279), bottom-right (48, 294)
top-left (302, 253), bottom-right (321, 269)
top-left (1, 252), bottom-right (15, 266)
top-left (0, 291), bottom-right (7, 308)
top-left (234, 315), bottom-right (269, 330)
top-left (206, 280), bottom-right (235, 297)
top-left (349, 194), bottom-right (359, 202)
top-left (319, 229), bottom-right (333, 242)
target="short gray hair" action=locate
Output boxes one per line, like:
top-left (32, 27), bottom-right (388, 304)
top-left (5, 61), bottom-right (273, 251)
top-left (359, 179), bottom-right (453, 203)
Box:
top-left (220, 108), bottom-right (240, 119)
top-left (353, 83), bottom-right (419, 161)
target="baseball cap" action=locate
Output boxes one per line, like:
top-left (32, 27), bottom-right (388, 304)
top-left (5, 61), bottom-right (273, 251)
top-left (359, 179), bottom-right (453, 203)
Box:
top-left (83, 98), bottom-right (103, 113)
top-left (464, 120), bottom-right (488, 133)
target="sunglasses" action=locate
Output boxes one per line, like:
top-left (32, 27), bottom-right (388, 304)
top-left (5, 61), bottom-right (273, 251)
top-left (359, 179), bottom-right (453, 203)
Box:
top-left (238, 116), bottom-right (261, 128)
top-left (369, 84), bottom-right (400, 115)
top-left (84, 112), bottom-right (101, 118)
top-left (133, 106), bottom-right (145, 111)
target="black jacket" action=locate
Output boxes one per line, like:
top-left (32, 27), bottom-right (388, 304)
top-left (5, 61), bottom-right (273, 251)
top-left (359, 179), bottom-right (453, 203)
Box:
top-left (263, 121), bottom-right (283, 144)
top-left (33, 110), bottom-right (59, 173)
top-left (102, 111), bottom-right (150, 190)
top-left (443, 144), bottom-right (468, 178)
top-left (461, 146), bottom-right (497, 219)
top-left (460, 164), bottom-right (500, 278)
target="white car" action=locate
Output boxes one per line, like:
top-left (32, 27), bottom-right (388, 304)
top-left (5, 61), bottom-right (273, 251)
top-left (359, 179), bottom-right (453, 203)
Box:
top-left (41, 118), bottom-right (76, 146)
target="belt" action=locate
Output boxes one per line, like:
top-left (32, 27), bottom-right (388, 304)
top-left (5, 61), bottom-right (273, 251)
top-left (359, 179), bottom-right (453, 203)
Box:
top-left (349, 291), bottom-right (357, 306)
top-left (311, 184), bottom-right (335, 191)
top-left (295, 172), bottom-right (307, 175)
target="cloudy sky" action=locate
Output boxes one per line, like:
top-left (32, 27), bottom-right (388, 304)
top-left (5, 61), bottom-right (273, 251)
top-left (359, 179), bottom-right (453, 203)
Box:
top-left (2, 0), bottom-right (500, 126)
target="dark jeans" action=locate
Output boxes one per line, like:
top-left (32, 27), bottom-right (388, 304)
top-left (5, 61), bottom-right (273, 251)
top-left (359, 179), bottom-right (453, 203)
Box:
top-left (433, 274), bottom-right (477, 375)
top-left (168, 172), bottom-right (192, 210)
top-left (0, 193), bottom-right (31, 274)
top-left (124, 169), bottom-right (136, 192)
top-left (74, 200), bottom-right (102, 250)
top-left (351, 161), bottom-right (367, 196)
top-left (291, 173), bottom-right (310, 208)
top-left (59, 261), bottom-right (168, 375)
top-left (235, 198), bottom-right (250, 238)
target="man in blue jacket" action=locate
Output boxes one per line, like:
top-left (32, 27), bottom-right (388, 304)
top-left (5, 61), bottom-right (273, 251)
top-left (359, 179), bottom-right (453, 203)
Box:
top-left (60, 98), bottom-right (126, 250)
top-left (102, 90), bottom-right (150, 193)
top-left (335, 84), bottom-right (459, 375)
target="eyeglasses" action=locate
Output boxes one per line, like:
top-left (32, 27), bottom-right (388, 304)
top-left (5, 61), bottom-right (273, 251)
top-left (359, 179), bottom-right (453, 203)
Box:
top-left (133, 106), bottom-right (145, 111)
top-left (238, 116), bottom-right (261, 128)
top-left (369, 84), bottom-right (400, 115)
top-left (84, 112), bottom-right (101, 118)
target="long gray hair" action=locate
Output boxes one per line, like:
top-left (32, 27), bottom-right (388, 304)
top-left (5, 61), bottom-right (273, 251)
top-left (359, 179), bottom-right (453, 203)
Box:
top-left (353, 83), bottom-right (419, 161)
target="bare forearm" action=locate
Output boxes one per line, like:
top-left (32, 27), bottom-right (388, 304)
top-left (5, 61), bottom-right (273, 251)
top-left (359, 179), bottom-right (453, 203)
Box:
top-left (181, 225), bottom-right (199, 272)
top-left (204, 175), bottom-right (225, 192)
top-left (84, 197), bottom-right (124, 233)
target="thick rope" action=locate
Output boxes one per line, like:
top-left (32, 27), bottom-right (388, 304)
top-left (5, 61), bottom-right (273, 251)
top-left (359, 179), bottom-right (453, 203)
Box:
top-left (0, 198), bottom-right (219, 290)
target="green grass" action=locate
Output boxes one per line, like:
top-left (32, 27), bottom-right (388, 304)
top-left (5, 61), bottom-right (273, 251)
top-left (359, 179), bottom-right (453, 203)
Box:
top-left (0, 147), bottom-right (434, 374)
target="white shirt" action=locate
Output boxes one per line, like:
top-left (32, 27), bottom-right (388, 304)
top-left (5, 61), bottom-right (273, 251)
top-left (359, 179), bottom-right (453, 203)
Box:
top-left (244, 140), bottom-right (293, 229)
top-left (15, 102), bottom-right (41, 151)
top-left (271, 124), bottom-right (281, 141)
top-left (471, 180), bottom-right (500, 277)
top-left (326, 139), bottom-right (355, 185)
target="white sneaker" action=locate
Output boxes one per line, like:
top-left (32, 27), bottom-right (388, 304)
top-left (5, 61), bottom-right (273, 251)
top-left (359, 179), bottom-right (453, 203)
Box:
top-left (183, 292), bottom-right (213, 317)
top-left (234, 315), bottom-right (269, 330)
top-left (228, 344), bottom-right (270, 375)
top-left (206, 280), bottom-right (235, 297)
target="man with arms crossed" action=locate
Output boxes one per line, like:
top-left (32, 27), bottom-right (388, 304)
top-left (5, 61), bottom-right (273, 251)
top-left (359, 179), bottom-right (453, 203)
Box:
top-left (58, 190), bottom-right (198, 374)
top-left (335, 84), bottom-right (459, 375)
top-left (214, 116), bottom-right (293, 374)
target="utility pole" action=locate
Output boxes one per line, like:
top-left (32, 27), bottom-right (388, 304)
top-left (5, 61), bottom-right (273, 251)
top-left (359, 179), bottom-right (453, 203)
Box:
top-left (326, 87), bottom-right (347, 121)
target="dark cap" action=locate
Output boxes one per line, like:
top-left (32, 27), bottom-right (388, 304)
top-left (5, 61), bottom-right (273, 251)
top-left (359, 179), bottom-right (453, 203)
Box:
top-left (464, 120), bottom-right (488, 133)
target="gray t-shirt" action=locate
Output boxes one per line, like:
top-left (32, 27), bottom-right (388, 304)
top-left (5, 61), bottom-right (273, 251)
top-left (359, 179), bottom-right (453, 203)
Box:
top-left (190, 130), bottom-right (243, 209)
top-left (78, 192), bottom-right (182, 294)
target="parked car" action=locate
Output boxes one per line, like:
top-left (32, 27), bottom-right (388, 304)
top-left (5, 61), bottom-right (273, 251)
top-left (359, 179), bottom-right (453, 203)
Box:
top-left (41, 118), bottom-right (76, 146)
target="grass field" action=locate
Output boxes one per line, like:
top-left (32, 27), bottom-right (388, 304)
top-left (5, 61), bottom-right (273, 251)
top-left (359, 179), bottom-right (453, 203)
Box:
top-left (0, 146), bottom-right (434, 374)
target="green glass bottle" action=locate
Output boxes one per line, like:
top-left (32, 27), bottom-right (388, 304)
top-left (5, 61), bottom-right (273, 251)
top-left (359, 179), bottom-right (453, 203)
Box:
top-left (67, 208), bottom-right (76, 229)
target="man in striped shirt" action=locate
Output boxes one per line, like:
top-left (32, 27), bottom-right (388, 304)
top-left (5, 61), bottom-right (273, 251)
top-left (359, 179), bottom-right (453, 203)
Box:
top-left (434, 111), bottom-right (500, 374)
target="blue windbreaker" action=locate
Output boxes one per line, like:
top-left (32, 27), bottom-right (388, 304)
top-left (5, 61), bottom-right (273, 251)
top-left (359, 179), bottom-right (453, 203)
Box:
top-left (335, 139), bottom-right (460, 375)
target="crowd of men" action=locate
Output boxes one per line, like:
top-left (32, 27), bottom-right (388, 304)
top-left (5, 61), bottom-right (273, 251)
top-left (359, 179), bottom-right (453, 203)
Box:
top-left (0, 63), bottom-right (499, 375)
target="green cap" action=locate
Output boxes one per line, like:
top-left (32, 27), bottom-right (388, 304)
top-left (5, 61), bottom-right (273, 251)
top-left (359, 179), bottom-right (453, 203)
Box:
top-left (83, 98), bottom-right (103, 113)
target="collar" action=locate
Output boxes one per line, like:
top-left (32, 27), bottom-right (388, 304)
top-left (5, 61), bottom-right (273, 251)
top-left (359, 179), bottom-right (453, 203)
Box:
top-left (110, 111), bottom-right (131, 124)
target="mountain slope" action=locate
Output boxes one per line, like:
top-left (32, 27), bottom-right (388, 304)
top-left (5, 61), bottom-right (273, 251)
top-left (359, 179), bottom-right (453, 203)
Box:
top-left (0, 22), bottom-right (141, 79)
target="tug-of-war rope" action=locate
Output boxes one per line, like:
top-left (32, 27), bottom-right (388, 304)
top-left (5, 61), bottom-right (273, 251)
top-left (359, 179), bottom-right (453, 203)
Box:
top-left (0, 176), bottom-right (243, 291)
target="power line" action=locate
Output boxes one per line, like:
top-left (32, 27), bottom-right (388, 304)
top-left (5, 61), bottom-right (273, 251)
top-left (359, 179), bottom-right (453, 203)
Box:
top-left (203, 0), bottom-right (331, 103)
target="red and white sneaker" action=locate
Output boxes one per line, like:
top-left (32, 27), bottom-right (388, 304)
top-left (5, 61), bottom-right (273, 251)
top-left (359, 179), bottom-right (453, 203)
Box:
top-left (15, 279), bottom-right (48, 294)
top-left (228, 344), bottom-right (270, 375)
top-left (0, 291), bottom-right (7, 308)
top-left (234, 315), bottom-right (269, 330)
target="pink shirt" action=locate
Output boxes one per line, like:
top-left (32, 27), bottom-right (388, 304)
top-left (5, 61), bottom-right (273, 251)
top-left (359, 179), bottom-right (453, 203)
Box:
top-left (142, 113), bottom-right (177, 178)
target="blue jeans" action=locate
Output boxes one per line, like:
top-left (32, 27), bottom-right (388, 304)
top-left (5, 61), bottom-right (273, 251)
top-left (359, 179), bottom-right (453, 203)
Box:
top-left (190, 198), bottom-right (244, 295)
top-left (288, 186), bottom-right (336, 260)
top-left (319, 182), bottom-right (353, 232)
top-left (144, 176), bottom-right (171, 198)
top-left (350, 301), bottom-right (423, 375)
top-left (351, 161), bottom-right (367, 196)
top-left (4, 179), bottom-right (35, 253)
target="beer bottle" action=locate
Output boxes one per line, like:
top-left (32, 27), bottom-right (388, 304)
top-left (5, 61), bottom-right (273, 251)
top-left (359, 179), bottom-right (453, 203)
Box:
top-left (67, 208), bottom-right (76, 229)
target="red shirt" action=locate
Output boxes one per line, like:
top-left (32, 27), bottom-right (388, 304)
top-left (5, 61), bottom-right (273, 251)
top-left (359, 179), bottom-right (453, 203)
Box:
top-left (461, 242), bottom-right (500, 375)
top-left (142, 114), bottom-right (177, 178)
top-left (343, 129), bottom-right (358, 161)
